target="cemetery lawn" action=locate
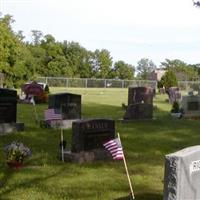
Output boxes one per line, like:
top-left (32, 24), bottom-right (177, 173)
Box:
top-left (1, 88), bottom-right (200, 200)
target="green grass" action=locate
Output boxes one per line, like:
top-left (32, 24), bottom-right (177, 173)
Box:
top-left (1, 88), bottom-right (200, 200)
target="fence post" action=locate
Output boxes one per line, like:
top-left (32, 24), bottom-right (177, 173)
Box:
top-left (122, 80), bottom-right (124, 88)
top-left (85, 78), bottom-right (88, 88)
top-left (104, 79), bottom-right (106, 88)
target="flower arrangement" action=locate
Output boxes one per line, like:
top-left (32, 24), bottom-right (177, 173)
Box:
top-left (4, 141), bottom-right (31, 163)
top-left (170, 101), bottom-right (184, 118)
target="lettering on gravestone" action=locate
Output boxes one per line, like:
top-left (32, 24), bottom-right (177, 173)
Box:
top-left (71, 119), bottom-right (115, 153)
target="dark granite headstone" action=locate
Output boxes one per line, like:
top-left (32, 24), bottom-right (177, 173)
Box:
top-left (0, 88), bottom-right (24, 134)
top-left (163, 146), bottom-right (200, 200)
top-left (124, 87), bottom-right (153, 120)
top-left (0, 88), bottom-right (17, 123)
top-left (123, 103), bottom-right (153, 120)
top-left (128, 87), bottom-right (154, 105)
top-left (48, 93), bottom-right (81, 119)
top-left (71, 119), bottom-right (115, 153)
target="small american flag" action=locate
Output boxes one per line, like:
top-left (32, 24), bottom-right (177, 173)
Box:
top-left (44, 108), bottom-right (62, 121)
top-left (103, 138), bottom-right (124, 160)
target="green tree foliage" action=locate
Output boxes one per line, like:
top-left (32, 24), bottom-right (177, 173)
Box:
top-left (61, 41), bottom-right (92, 78)
top-left (0, 15), bottom-right (35, 87)
top-left (111, 60), bottom-right (134, 79)
top-left (160, 70), bottom-right (178, 89)
top-left (161, 59), bottom-right (197, 81)
top-left (136, 58), bottom-right (156, 79)
top-left (92, 49), bottom-right (113, 78)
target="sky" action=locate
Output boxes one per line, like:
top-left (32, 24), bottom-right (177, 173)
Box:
top-left (1, 0), bottom-right (200, 67)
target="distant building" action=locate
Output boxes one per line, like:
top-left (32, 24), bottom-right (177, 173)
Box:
top-left (147, 68), bottom-right (166, 81)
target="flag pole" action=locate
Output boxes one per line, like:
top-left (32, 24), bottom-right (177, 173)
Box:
top-left (117, 133), bottom-right (135, 200)
top-left (31, 96), bottom-right (38, 125)
top-left (60, 104), bottom-right (64, 162)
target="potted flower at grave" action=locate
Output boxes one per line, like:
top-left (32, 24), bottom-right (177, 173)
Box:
top-left (4, 141), bottom-right (31, 169)
top-left (170, 101), bottom-right (183, 118)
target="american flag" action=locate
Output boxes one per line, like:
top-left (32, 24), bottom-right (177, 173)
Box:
top-left (44, 108), bottom-right (62, 121)
top-left (103, 138), bottom-right (124, 160)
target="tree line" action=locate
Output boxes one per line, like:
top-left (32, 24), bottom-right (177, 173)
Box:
top-left (1, 14), bottom-right (200, 88)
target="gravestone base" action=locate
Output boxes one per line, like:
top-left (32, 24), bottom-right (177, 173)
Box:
top-left (62, 149), bottom-right (112, 163)
top-left (40, 119), bottom-right (79, 129)
top-left (0, 122), bottom-right (24, 135)
top-left (123, 103), bottom-right (153, 120)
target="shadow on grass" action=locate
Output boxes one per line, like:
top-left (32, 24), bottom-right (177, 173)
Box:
top-left (115, 192), bottom-right (162, 200)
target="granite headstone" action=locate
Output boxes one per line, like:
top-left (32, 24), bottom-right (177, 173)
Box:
top-left (0, 88), bottom-right (17, 123)
top-left (0, 88), bottom-right (24, 134)
top-left (124, 86), bottom-right (153, 120)
top-left (128, 86), bottom-right (154, 105)
top-left (163, 146), bottom-right (200, 200)
top-left (71, 119), bottom-right (115, 153)
top-left (48, 93), bottom-right (81, 119)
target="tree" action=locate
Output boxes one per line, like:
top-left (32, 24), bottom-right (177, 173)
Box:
top-left (112, 60), bottom-right (135, 79)
top-left (161, 59), bottom-right (197, 81)
top-left (0, 14), bottom-right (35, 87)
top-left (31, 30), bottom-right (43, 45)
top-left (92, 49), bottom-right (113, 78)
top-left (159, 70), bottom-right (178, 89)
top-left (136, 58), bottom-right (156, 79)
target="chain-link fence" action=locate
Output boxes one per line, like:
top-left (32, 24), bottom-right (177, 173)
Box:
top-left (178, 81), bottom-right (200, 92)
top-left (36, 77), bottom-right (157, 89)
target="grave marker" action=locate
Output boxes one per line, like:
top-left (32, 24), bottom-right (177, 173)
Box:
top-left (163, 146), bottom-right (200, 200)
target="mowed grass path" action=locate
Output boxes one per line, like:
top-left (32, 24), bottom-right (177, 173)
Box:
top-left (1, 88), bottom-right (200, 200)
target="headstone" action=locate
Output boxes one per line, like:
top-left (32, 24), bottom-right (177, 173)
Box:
top-left (21, 82), bottom-right (44, 97)
top-left (181, 95), bottom-right (200, 118)
top-left (167, 87), bottom-right (181, 103)
top-left (71, 119), bottom-right (115, 153)
top-left (123, 87), bottom-right (153, 120)
top-left (20, 81), bottom-right (48, 103)
top-left (0, 88), bottom-right (24, 134)
top-left (0, 88), bottom-right (17, 123)
top-left (163, 146), bottom-right (200, 200)
top-left (48, 93), bottom-right (81, 119)
top-left (123, 103), bottom-right (153, 120)
top-left (128, 86), bottom-right (154, 105)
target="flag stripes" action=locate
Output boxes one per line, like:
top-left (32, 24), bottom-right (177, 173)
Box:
top-left (44, 108), bottom-right (62, 121)
top-left (103, 138), bottom-right (124, 160)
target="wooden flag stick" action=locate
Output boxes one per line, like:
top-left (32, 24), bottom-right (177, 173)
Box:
top-left (33, 105), bottom-right (38, 125)
top-left (61, 128), bottom-right (64, 162)
top-left (117, 133), bottom-right (135, 200)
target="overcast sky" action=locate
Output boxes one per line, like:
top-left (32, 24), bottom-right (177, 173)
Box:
top-left (1, 0), bottom-right (200, 66)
